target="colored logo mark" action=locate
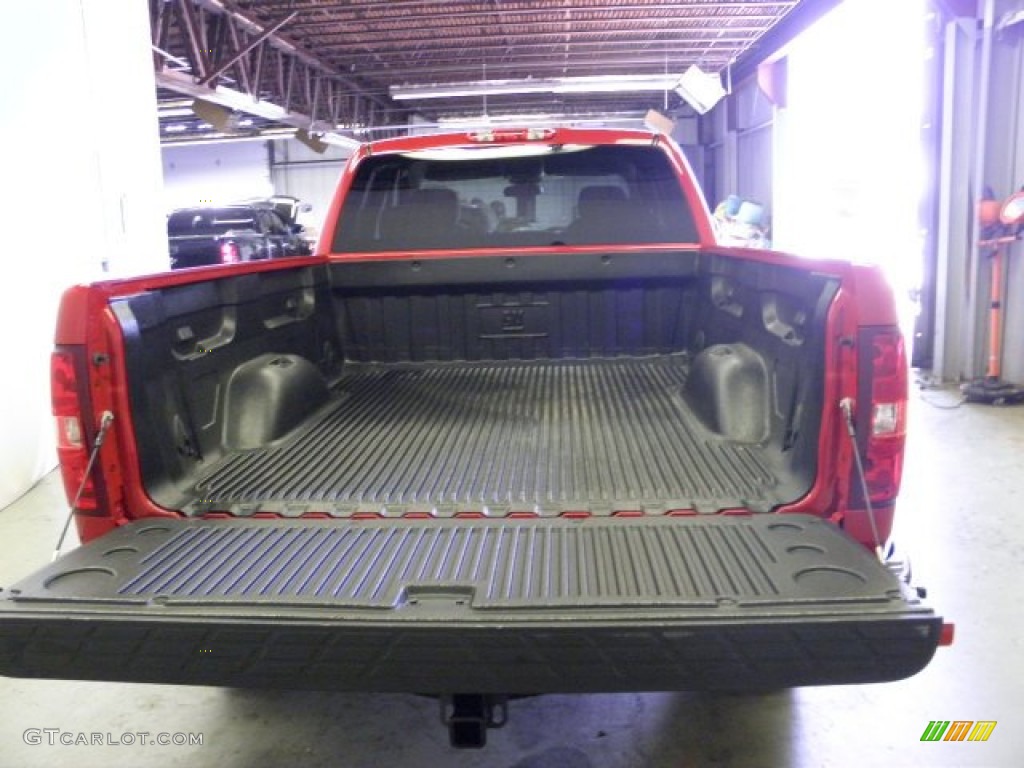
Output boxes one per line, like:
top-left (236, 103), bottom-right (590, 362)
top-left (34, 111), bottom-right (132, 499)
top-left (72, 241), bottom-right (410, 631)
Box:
top-left (920, 720), bottom-right (996, 742)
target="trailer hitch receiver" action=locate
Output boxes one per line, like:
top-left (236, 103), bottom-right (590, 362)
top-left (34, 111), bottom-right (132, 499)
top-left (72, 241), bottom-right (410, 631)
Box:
top-left (439, 694), bottom-right (509, 748)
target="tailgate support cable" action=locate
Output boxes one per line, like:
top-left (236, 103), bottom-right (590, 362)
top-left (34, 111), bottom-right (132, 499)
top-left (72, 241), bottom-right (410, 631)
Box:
top-left (839, 398), bottom-right (883, 561)
top-left (53, 411), bottom-right (115, 562)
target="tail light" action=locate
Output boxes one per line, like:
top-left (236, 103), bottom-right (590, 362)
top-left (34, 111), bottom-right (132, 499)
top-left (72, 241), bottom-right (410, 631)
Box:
top-left (854, 328), bottom-right (908, 505)
top-left (51, 348), bottom-right (98, 512)
top-left (467, 128), bottom-right (555, 142)
top-left (219, 241), bottom-right (241, 263)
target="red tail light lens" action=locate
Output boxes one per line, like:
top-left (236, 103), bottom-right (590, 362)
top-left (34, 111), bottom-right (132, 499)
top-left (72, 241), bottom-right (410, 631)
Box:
top-left (51, 349), bottom-right (97, 511)
top-left (219, 241), bottom-right (241, 263)
top-left (857, 329), bottom-right (908, 504)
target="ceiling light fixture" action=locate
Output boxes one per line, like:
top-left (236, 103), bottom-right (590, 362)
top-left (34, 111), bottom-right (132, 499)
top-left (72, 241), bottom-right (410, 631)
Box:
top-left (390, 74), bottom-right (682, 100)
top-left (421, 112), bottom-right (648, 133)
top-left (673, 65), bottom-right (727, 114)
top-left (160, 127), bottom-right (298, 147)
top-left (157, 106), bottom-right (196, 118)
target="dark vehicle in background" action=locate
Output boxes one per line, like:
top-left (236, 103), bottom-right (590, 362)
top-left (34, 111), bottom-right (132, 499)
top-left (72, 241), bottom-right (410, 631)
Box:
top-left (235, 195), bottom-right (319, 252)
top-left (167, 203), bottom-right (311, 269)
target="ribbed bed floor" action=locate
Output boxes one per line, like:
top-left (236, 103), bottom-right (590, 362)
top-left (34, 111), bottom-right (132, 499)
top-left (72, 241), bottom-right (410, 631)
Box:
top-left (189, 358), bottom-right (799, 516)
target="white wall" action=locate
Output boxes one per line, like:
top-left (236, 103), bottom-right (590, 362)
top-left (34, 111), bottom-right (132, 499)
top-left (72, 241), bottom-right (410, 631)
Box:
top-left (775, 0), bottom-right (927, 264)
top-left (270, 139), bottom-right (355, 241)
top-left (161, 139), bottom-right (354, 245)
top-left (162, 141), bottom-right (274, 210)
top-left (734, 79), bottom-right (776, 210)
top-left (0, 0), bottom-right (166, 509)
top-left (703, 78), bottom-right (775, 219)
top-left (772, 0), bottom-right (928, 340)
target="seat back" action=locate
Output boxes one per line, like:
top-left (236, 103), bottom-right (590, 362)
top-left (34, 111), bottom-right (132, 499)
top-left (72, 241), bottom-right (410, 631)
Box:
top-left (380, 187), bottom-right (460, 246)
top-left (565, 185), bottom-right (631, 242)
top-left (577, 185), bottom-right (628, 218)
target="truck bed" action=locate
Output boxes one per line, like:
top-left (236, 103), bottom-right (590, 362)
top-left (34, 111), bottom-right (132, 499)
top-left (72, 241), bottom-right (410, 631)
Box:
top-left (114, 256), bottom-right (832, 517)
top-left (188, 356), bottom-right (800, 517)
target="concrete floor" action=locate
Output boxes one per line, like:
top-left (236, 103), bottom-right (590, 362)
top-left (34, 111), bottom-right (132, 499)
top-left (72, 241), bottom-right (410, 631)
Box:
top-left (0, 386), bottom-right (1021, 767)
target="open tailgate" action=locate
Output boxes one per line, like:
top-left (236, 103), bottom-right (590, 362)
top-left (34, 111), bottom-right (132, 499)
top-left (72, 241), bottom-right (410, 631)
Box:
top-left (0, 514), bottom-right (943, 693)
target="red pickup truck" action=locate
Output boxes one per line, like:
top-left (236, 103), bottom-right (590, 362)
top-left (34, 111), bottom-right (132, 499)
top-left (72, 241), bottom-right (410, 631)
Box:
top-left (0, 128), bottom-right (950, 747)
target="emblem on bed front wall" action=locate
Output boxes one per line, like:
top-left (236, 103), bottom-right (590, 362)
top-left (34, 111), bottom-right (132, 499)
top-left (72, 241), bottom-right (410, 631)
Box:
top-left (501, 309), bottom-right (525, 332)
top-left (476, 301), bottom-right (550, 339)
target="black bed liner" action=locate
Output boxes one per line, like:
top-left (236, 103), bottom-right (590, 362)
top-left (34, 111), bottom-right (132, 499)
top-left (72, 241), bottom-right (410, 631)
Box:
top-left (0, 515), bottom-right (942, 693)
top-left (186, 356), bottom-right (802, 517)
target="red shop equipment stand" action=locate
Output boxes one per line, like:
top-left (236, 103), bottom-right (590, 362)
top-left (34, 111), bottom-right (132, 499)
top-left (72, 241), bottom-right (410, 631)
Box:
top-left (964, 191), bottom-right (1024, 404)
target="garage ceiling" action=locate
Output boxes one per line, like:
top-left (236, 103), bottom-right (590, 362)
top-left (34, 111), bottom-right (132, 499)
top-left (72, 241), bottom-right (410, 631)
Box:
top-left (153, 0), bottom-right (837, 143)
